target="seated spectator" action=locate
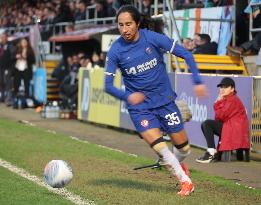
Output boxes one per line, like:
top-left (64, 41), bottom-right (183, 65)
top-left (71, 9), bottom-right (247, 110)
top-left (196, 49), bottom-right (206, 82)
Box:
top-left (51, 57), bottom-right (70, 83)
top-left (53, 1), bottom-right (74, 23)
top-left (91, 52), bottom-right (104, 67)
top-left (74, 1), bottom-right (87, 21)
top-left (192, 33), bottom-right (201, 48)
top-left (228, 33), bottom-right (261, 56)
top-left (64, 23), bottom-right (75, 33)
top-left (213, 0), bottom-right (232, 7)
top-left (40, 7), bottom-right (56, 40)
top-left (68, 0), bottom-right (77, 19)
top-left (196, 77), bottom-right (250, 163)
top-left (113, 0), bottom-right (127, 10)
top-left (99, 52), bottom-right (106, 66)
top-left (193, 33), bottom-right (218, 55)
top-left (60, 54), bottom-right (80, 110)
top-left (176, 0), bottom-right (198, 9)
top-left (198, 0), bottom-right (231, 7)
top-left (106, 0), bottom-right (117, 17)
top-left (182, 38), bottom-right (194, 52)
top-left (94, 0), bottom-right (107, 18)
top-left (141, 0), bottom-right (152, 16)
top-left (79, 54), bottom-right (91, 68)
top-left (227, 0), bottom-right (261, 56)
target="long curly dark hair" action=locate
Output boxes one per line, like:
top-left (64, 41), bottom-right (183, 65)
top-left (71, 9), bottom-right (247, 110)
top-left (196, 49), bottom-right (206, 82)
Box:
top-left (16, 38), bottom-right (34, 57)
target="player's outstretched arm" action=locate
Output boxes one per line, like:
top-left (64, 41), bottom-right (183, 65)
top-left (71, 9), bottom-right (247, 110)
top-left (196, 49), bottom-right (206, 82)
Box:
top-left (173, 43), bottom-right (207, 97)
top-left (194, 84), bottom-right (208, 97)
top-left (104, 73), bottom-right (130, 101)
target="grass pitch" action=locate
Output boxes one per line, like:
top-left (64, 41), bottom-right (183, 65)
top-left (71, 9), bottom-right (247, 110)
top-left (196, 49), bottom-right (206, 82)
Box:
top-left (0, 166), bottom-right (73, 205)
top-left (0, 118), bottom-right (260, 205)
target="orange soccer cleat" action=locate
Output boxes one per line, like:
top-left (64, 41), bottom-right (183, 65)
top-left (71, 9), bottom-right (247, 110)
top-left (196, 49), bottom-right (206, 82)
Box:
top-left (177, 181), bottom-right (194, 196)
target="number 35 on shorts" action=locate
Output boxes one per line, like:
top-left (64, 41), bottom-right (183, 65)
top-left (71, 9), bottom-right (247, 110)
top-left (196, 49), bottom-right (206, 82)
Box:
top-left (165, 112), bottom-right (181, 125)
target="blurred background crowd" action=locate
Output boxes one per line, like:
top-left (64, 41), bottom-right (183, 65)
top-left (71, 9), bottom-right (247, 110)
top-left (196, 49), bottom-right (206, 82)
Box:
top-left (0, 0), bottom-right (239, 28)
top-left (0, 0), bottom-right (260, 111)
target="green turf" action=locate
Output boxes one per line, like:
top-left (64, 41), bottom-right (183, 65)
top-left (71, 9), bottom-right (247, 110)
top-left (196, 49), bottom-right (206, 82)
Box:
top-left (0, 166), bottom-right (74, 205)
top-left (0, 118), bottom-right (260, 205)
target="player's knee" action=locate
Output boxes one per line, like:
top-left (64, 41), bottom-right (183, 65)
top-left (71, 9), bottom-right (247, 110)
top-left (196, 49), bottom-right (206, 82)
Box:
top-left (150, 137), bottom-right (168, 153)
top-left (175, 141), bottom-right (191, 155)
top-left (173, 141), bottom-right (191, 161)
top-left (151, 137), bottom-right (173, 168)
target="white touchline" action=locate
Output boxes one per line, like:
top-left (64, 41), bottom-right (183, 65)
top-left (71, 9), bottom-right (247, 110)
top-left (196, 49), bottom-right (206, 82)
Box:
top-left (17, 120), bottom-right (138, 158)
top-left (0, 158), bottom-right (95, 205)
top-left (69, 136), bottom-right (138, 158)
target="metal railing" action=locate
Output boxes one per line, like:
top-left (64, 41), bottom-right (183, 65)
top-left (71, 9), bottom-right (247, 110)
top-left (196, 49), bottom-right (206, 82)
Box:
top-left (252, 76), bottom-right (261, 153)
top-left (249, 2), bottom-right (261, 40)
top-left (86, 4), bottom-right (97, 21)
top-left (3, 16), bottom-right (117, 56)
top-left (3, 25), bottom-right (31, 35)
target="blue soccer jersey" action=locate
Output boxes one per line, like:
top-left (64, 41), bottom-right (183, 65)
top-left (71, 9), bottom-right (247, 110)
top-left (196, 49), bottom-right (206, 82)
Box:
top-left (105, 29), bottom-right (202, 110)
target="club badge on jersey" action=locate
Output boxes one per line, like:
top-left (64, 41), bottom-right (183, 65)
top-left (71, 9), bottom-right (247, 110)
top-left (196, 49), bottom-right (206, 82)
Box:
top-left (141, 119), bottom-right (149, 127)
top-left (145, 47), bottom-right (152, 54)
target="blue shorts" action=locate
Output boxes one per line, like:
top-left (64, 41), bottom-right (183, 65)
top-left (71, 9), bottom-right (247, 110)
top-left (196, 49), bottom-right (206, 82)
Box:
top-left (129, 101), bottom-right (184, 134)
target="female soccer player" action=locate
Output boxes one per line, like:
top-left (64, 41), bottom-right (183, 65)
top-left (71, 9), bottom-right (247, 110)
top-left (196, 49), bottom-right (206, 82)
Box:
top-left (105, 5), bottom-right (207, 196)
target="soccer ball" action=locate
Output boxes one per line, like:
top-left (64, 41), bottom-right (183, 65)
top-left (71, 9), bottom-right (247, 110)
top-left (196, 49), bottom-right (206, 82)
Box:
top-left (44, 160), bottom-right (73, 188)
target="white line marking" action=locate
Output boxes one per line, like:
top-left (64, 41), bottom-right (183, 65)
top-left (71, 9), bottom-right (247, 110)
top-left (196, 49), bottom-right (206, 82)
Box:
top-left (69, 136), bottom-right (138, 157)
top-left (0, 158), bottom-right (95, 205)
top-left (16, 119), bottom-right (138, 158)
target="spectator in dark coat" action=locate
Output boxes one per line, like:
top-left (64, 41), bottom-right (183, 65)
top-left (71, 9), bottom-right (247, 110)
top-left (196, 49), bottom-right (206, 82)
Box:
top-left (141, 0), bottom-right (152, 16)
top-left (193, 34), bottom-right (218, 55)
top-left (106, 0), bottom-right (117, 17)
top-left (14, 38), bottom-right (35, 99)
top-left (0, 32), bottom-right (15, 104)
top-left (60, 54), bottom-right (80, 109)
top-left (74, 1), bottom-right (87, 21)
top-left (228, 4), bottom-right (261, 56)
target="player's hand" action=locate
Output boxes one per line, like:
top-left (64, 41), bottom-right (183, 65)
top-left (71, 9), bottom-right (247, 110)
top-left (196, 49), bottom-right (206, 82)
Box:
top-left (128, 92), bottom-right (145, 105)
top-left (194, 84), bottom-right (208, 97)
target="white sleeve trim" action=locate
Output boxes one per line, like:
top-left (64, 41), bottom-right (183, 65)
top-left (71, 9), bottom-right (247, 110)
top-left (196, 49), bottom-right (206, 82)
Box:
top-left (104, 72), bottom-right (116, 76)
top-left (169, 40), bottom-right (177, 53)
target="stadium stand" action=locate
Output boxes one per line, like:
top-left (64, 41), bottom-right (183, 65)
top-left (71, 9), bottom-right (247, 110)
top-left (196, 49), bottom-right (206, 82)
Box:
top-left (45, 60), bottom-right (60, 101)
top-left (172, 54), bottom-right (249, 75)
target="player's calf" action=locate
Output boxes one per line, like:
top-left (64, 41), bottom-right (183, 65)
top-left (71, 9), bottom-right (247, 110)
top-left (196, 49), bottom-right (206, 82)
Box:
top-left (150, 137), bottom-right (191, 183)
top-left (151, 137), bottom-right (194, 196)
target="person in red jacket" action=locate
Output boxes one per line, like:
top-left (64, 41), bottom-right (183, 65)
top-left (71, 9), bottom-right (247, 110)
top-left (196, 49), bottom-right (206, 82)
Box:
top-left (196, 77), bottom-right (250, 163)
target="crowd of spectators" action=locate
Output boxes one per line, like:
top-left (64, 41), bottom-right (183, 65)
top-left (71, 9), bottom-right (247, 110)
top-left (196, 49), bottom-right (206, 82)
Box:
top-left (0, 0), bottom-right (235, 29)
top-left (52, 50), bottom-right (104, 109)
top-left (175, 0), bottom-right (232, 9)
top-left (0, 28), bottom-right (106, 110)
top-left (0, 0), bottom-right (130, 28)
